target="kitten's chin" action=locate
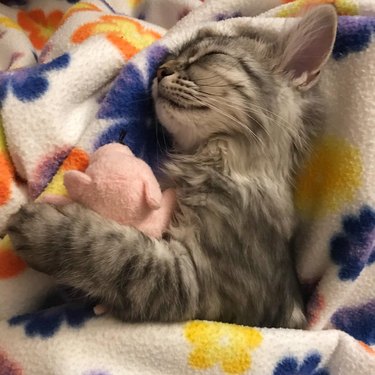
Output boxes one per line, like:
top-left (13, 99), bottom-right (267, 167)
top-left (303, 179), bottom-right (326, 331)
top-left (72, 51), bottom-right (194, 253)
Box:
top-left (155, 99), bottom-right (202, 151)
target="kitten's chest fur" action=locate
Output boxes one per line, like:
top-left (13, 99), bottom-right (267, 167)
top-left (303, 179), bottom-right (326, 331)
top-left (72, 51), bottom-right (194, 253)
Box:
top-left (163, 136), bottom-right (302, 326)
top-left (166, 136), bottom-right (295, 238)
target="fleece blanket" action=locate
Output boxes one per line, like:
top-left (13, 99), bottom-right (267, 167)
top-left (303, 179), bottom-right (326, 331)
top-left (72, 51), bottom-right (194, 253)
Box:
top-left (0, 0), bottom-right (374, 374)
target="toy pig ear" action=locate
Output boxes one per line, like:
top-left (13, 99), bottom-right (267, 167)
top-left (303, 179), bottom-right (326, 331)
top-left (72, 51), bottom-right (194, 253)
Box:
top-left (64, 171), bottom-right (92, 201)
top-left (144, 181), bottom-right (162, 210)
top-left (279, 5), bottom-right (337, 90)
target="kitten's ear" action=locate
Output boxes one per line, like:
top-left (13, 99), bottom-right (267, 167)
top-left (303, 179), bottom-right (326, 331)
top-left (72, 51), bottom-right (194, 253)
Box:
top-left (279, 5), bottom-right (337, 90)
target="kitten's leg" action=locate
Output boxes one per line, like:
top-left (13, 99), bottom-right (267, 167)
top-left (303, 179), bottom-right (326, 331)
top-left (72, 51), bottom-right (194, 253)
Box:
top-left (6, 203), bottom-right (200, 321)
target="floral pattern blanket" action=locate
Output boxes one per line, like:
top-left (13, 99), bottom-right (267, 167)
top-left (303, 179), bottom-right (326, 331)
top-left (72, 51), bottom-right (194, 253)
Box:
top-left (0, 0), bottom-right (374, 374)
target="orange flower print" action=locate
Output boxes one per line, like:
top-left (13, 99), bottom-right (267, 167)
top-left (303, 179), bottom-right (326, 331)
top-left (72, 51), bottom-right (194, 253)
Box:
top-left (38, 147), bottom-right (89, 199)
top-left (0, 237), bottom-right (27, 279)
top-left (0, 117), bottom-right (14, 207)
top-left (358, 341), bottom-right (375, 355)
top-left (17, 9), bottom-right (64, 50)
top-left (72, 15), bottom-right (161, 60)
top-left (0, 152), bottom-right (13, 206)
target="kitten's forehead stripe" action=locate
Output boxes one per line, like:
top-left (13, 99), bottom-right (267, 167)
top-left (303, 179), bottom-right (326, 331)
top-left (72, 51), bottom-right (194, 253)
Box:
top-left (236, 57), bottom-right (265, 90)
top-left (189, 50), bottom-right (232, 65)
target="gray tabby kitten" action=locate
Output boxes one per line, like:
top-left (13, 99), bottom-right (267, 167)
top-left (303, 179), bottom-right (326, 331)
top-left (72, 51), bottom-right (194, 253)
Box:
top-left (7, 6), bottom-right (337, 328)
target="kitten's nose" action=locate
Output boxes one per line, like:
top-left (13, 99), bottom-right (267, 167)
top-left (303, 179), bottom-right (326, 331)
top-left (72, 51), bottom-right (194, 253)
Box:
top-left (157, 66), bottom-right (175, 82)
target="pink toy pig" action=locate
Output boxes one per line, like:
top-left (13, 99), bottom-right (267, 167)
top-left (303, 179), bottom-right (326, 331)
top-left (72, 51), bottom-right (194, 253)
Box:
top-left (60, 143), bottom-right (176, 239)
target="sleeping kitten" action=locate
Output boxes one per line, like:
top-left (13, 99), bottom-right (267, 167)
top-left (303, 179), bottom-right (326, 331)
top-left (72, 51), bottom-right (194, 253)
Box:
top-left (7, 6), bottom-right (337, 328)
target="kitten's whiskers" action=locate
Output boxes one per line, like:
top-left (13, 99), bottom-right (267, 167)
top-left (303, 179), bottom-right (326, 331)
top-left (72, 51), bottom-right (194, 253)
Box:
top-left (188, 91), bottom-right (264, 146)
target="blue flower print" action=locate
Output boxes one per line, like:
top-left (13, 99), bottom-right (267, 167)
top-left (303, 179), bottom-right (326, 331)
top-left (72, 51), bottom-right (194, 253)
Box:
top-left (8, 303), bottom-right (96, 338)
top-left (96, 44), bottom-right (171, 169)
top-left (273, 353), bottom-right (329, 375)
top-left (333, 17), bottom-right (375, 60)
top-left (0, 53), bottom-right (70, 103)
top-left (330, 205), bottom-right (375, 281)
top-left (331, 300), bottom-right (375, 345)
top-left (97, 44), bottom-right (168, 121)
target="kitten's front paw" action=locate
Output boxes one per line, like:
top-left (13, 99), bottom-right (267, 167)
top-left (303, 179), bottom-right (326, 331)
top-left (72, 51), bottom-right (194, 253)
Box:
top-left (6, 203), bottom-right (67, 274)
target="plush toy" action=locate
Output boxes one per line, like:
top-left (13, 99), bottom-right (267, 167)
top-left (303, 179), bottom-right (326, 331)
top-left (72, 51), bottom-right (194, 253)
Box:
top-left (43, 142), bottom-right (176, 315)
top-left (45, 143), bottom-right (176, 239)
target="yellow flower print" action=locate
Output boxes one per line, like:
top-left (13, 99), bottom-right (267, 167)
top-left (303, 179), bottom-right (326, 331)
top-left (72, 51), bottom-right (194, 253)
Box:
top-left (128, 0), bottom-right (143, 7)
top-left (62, 2), bottom-right (101, 23)
top-left (0, 16), bottom-right (22, 31)
top-left (295, 136), bottom-right (363, 218)
top-left (334, 0), bottom-right (360, 15)
top-left (278, 0), bottom-right (358, 17)
top-left (185, 321), bottom-right (262, 375)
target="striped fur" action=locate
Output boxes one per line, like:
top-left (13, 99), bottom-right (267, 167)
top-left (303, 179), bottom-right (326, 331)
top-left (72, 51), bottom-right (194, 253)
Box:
top-left (7, 6), bottom-right (337, 328)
